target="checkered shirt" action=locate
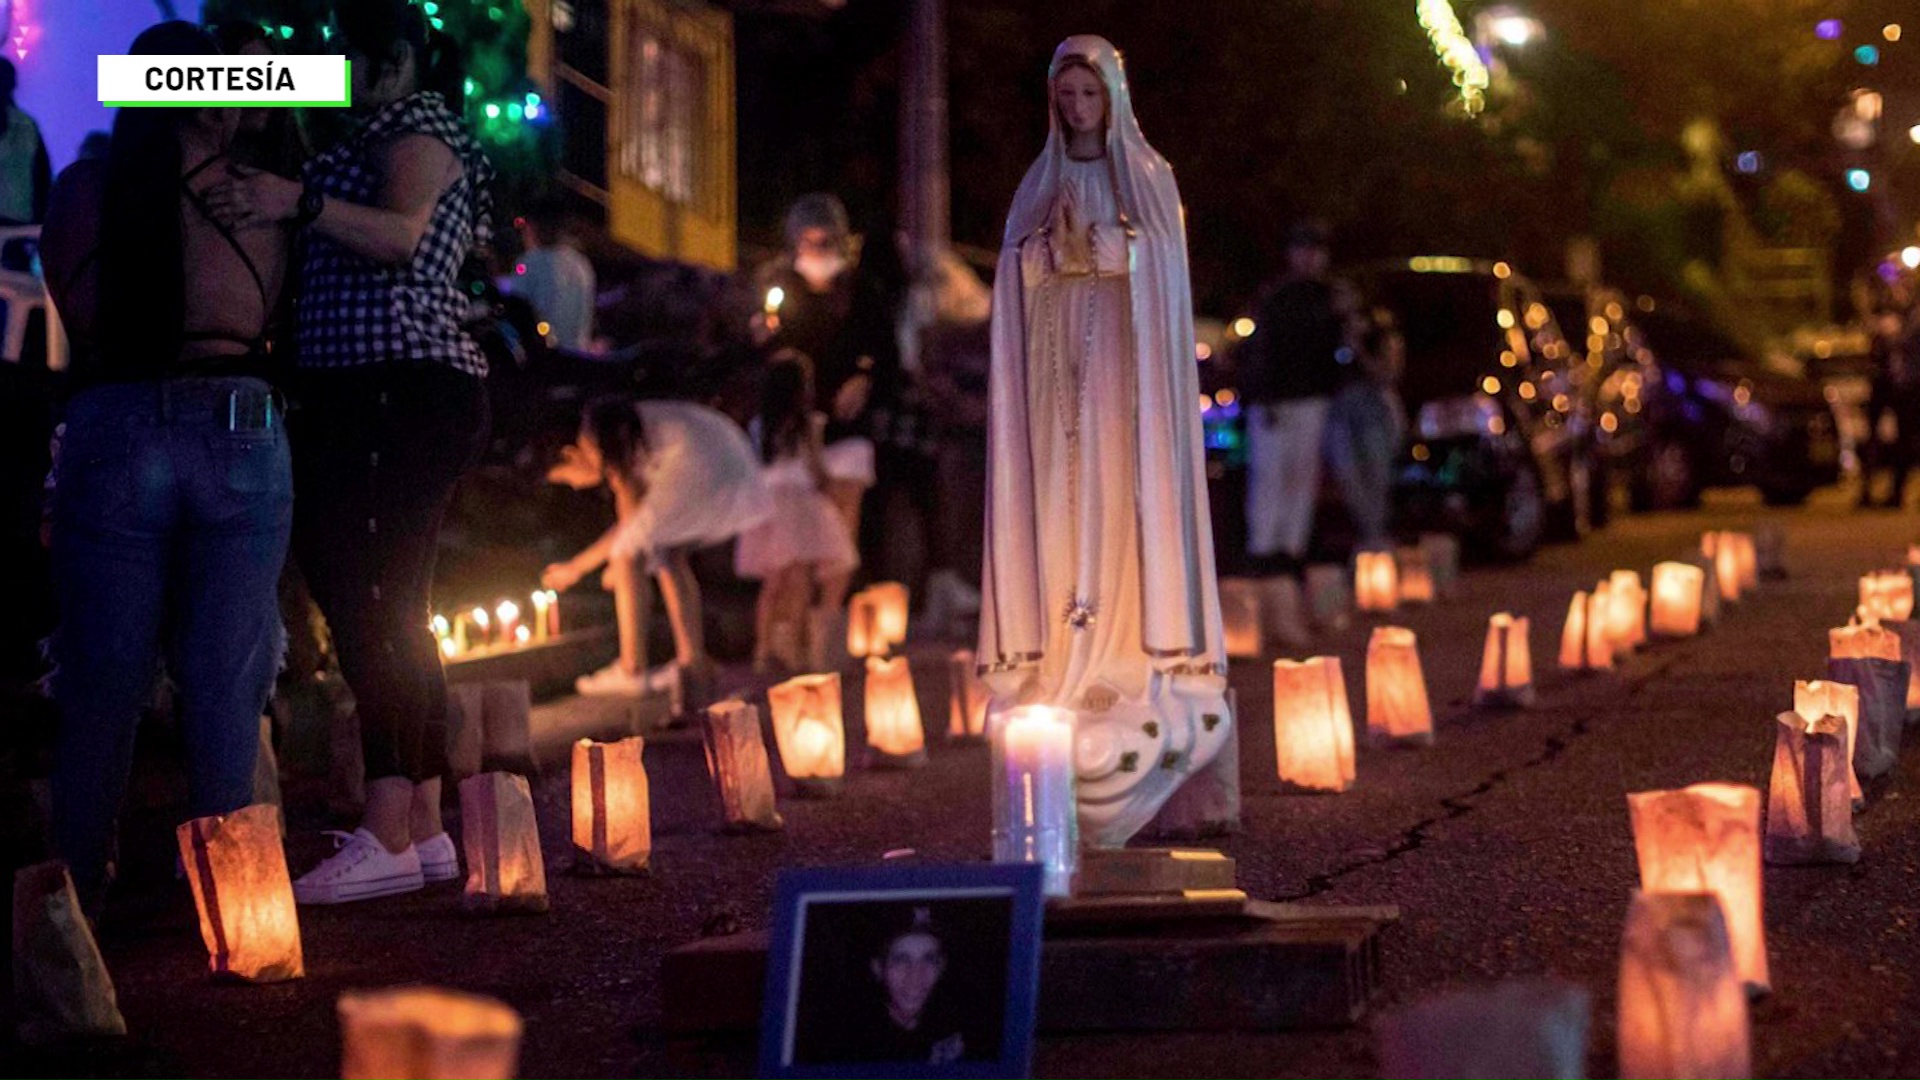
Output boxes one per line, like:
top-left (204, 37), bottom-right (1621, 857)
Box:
top-left (296, 92), bottom-right (494, 376)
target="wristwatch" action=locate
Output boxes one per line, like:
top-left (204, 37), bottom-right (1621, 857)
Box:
top-left (294, 184), bottom-right (324, 228)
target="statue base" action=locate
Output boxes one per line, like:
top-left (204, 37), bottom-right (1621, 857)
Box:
top-left (661, 847), bottom-right (1395, 1037)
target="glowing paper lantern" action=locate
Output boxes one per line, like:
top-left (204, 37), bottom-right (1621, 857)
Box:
top-left (1366, 627), bottom-right (1433, 747)
top-left (1859, 570), bottom-right (1914, 621)
top-left (1649, 562), bottom-right (1705, 639)
top-left (1419, 532), bottom-right (1461, 596)
top-left (1355, 551), bottom-right (1399, 614)
top-left (570, 737), bottom-right (651, 874)
top-left (1825, 649), bottom-right (1905, 782)
top-left (1608, 570), bottom-right (1648, 652)
top-left (459, 772), bottom-right (549, 914)
top-left (1795, 680), bottom-right (1863, 805)
top-left (1396, 547), bottom-right (1436, 605)
top-left (990, 705), bottom-right (1078, 897)
top-left (1829, 617), bottom-right (1899, 660)
top-left (1764, 711), bottom-right (1858, 865)
top-left (12, 861), bottom-right (126, 1042)
top-left (1559, 590), bottom-right (1613, 671)
top-left (847, 582), bottom-right (911, 658)
top-left (1306, 563), bottom-right (1352, 629)
top-left (1754, 523), bottom-right (1785, 579)
top-left (946, 651), bottom-right (989, 740)
top-left (1218, 578), bottom-right (1265, 658)
top-left (1473, 613), bottom-right (1534, 708)
top-left (1879, 618), bottom-right (1920, 715)
top-left (701, 700), bottom-right (785, 831)
top-left (1273, 657), bottom-right (1356, 793)
top-left (1731, 533), bottom-right (1758, 592)
top-left (1375, 980), bottom-right (1589, 1080)
top-left (1617, 891), bottom-right (1751, 1080)
top-left (767, 673), bottom-right (847, 795)
top-left (1626, 783), bottom-right (1767, 993)
top-left (863, 656), bottom-right (928, 766)
top-left (175, 804), bottom-right (303, 982)
top-left (1707, 533), bottom-right (1741, 604)
top-left (338, 987), bottom-right (522, 1080)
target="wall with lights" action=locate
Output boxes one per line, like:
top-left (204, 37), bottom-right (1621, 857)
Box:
top-left (9, 0), bottom-right (203, 171)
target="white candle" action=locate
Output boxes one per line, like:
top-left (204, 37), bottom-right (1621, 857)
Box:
top-left (495, 600), bottom-right (520, 648)
top-left (470, 607), bottom-right (491, 651)
top-left (530, 592), bottom-right (551, 644)
top-left (992, 706), bottom-right (1078, 897)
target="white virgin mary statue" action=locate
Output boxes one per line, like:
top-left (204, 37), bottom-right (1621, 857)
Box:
top-left (980, 35), bottom-right (1232, 847)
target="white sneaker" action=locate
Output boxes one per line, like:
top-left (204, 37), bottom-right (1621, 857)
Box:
top-left (646, 663), bottom-right (684, 714)
top-left (575, 662), bottom-right (647, 697)
top-left (416, 831), bottom-right (460, 884)
top-left (293, 829), bottom-right (425, 905)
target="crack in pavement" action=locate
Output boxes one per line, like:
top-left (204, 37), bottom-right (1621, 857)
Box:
top-left (1274, 644), bottom-right (1692, 902)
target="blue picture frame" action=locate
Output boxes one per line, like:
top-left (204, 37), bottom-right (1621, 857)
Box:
top-left (759, 862), bottom-right (1046, 1079)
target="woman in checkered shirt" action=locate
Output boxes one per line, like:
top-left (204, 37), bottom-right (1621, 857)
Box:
top-left (206, 0), bottom-right (494, 905)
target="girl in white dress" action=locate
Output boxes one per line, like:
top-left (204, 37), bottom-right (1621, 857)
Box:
top-left (544, 396), bottom-right (770, 702)
top-left (735, 351), bottom-right (861, 671)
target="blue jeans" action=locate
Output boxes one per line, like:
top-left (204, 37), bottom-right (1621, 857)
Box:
top-left (50, 377), bottom-right (293, 895)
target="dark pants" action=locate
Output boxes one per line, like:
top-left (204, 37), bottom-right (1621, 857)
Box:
top-left (290, 364), bottom-right (487, 783)
top-left (50, 377), bottom-right (293, 895)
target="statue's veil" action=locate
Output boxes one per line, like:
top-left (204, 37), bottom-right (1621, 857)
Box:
top-left (982, 34), bottom-right (1225, 672)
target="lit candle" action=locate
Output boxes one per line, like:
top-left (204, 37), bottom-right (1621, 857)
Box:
top-left (495, 600), bottom-right (521, 648)
top-left (514, 625), bottom-right (531, 646)
top-left (545, 589), bottom-right (561, 637)
top-left (440, 637), bottom-right (459, 660)
top-left (453, 613), bottom-right (471, 655)
top-left (530, 591), bottom-right (551, 644)
top-left (991, 705), bottom-right (1078, 897)
top-left (470, 607), bottom-right (491, 651)
top-left (764, 285), bottom-right (785, 317)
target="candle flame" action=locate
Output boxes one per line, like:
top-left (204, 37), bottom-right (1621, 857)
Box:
top-left (496, 600), bottom-right (520, 623)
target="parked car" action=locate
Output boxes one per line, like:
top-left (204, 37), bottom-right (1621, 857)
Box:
top-left (1587, 299), bottom-right (1840, 508)
top-left (1353, 258), bottom-right (1596, 560)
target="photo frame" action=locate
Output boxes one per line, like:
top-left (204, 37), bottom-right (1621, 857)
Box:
top-left (759, 863), bottom-right (1045, 1080)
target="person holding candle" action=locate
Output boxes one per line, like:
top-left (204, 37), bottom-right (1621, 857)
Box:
top-left (202, 0), bottom-right (493, 904)
top-left (544, 395), bottom-right (770, 701)
top-left (38, 21), bottom-right (296, 910)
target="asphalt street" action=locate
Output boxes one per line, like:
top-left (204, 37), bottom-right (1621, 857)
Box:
top-left (9, 489), bottom-right (1920, 1079)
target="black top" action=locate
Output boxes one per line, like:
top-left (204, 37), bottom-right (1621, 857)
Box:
top-left (1238, 278), bottom-right (1348, 403)
top-left (756, 258), bottom-right (901, 440)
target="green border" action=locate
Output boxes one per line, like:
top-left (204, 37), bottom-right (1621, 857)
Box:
top-left (105, 59), bottom-right (350, 107)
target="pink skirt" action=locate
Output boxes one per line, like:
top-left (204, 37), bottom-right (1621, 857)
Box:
top-left (733, 460), bottom-right (859, 580)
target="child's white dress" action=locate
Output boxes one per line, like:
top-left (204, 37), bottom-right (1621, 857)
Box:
top-left (733, 415), bottom-right (862, 580)
top-left (610, 401), bottom-right (772, 567)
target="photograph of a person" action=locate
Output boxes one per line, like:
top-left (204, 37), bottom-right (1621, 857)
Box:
top-left (762, 864), bottom-right (1043, 1080)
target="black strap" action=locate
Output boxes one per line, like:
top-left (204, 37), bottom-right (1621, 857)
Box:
top-left (179, 154), bottom-right (274, 351)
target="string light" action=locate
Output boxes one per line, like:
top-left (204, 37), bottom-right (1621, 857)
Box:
top-left (1416, 0), bottom-right (1490, 116)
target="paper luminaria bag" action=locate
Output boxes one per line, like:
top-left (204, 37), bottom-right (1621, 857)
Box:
top-left (1617, 891), bottom-right (1751, 1080)
top-left (1473, 613), bottom-right (1534, 708)
top-left (1419, 532), bottom-right (1461, 596)
top-left (176, 803), bottom-right (304, 982)
top-left (339, 986), bottom-right (523, 1080)
top-left (846, 582), bottom-right (910, 658)
top-left (11, 861), bottom-right (127, 1043)
top-left (1764, 711), bottom-right (1858, 865)
top-left (862, 656), bottom-right (928, 766)
top-left (1217, 579), bottom-right (1265, 658)
top-left (1366, 627), bottom-right (1434, 747)
top-left (1649, 561), bottom-right (1705, 639)
top-left (1626, 783), bottom-right (1768, 994)
top-left (1559, 589), bottom-right (1614, 672)
top-left (459, 771), bottom-right (550, 914)
top-left (1859, 570), bottom-right (1914, 622)
top-left (1878, 618), bottom-right (1920, 716)
top-left (1306, 563), bottom-right (1352, 629)
top-left (767, 673), bottom-right (848, 795)
top-left (702, 700), bottom-right (786, 831)
top-left (1794, 679), bottom-right (1863, 805)
top-left (1395, 546), bottom-right (1436, 605)
top-left (947, 651), bottom-right (990, 739)
top-left (1607, 570), bottom-right (1648, 652)
top-left (1375, 979), bottom-right (1590, 1080)
top-left (1824, 652), bottom-right (1905, 783)
top-left (1355, 551), bottom-right (1399, 614)
top-left (1273, 656), bottom-right (1356, 793)
top-left (571, 737), bottom-right (651, 874)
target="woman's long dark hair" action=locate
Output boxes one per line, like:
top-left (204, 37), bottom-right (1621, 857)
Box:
top-left (582, 395), bottom-right (651, 487)
top-left (99, 22), bottom-right (222, 367)
top-left (759, 350), bottom-right (816, 464)
top-left (336, 0), bottom-right (468, 107)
